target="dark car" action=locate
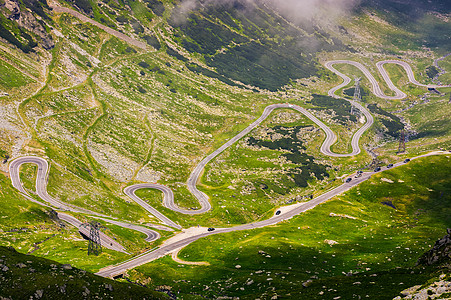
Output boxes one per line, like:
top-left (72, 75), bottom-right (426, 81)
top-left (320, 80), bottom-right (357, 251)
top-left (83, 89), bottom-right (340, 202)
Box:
top-left (387, 163), bottom-right (394, 168)
top-left (207, 227), bottom-right (215, 232)
top-left (404, 158), bottom-right (410, 163)
top-left (374, 167), bottom-right (381, 172)
top-left (346, 178), bottom-right (352, 183)
top-left (275, 210), bottom-right (281, 215)
top-left (357, 170), bottom-right (363, 174)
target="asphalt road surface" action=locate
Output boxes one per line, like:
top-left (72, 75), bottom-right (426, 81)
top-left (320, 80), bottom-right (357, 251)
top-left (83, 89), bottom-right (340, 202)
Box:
top-left (127, 101), bottom-right (372, 222)
top-left (9, 156), bottom-right (158, 252)
top-left (432, 53), bottom-right (451, 85)
top-left (124, 184), bottom-right (181, 229)
top-left (96, 151), bottom-right (447, 277)
top-left (10, 58), bottom-right (446, 275)
top-left (131, 59), bottom-right (443, 219)
top-left (325, 60), bottom-right (451, 100)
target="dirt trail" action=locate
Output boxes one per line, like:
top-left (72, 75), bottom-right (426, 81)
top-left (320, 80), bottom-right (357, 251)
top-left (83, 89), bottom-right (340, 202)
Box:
top-left (50, 4), bottom-right (147, 50)
top-left (171, 248), bottom-right (210, 266)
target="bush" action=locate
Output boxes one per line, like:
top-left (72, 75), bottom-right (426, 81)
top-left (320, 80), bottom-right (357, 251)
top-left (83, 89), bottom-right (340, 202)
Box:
top-left (0, 22), bottom-right (33, 53)
top-left (368, 104), bottom-right (404, 137)
top-left (310, 94), bottom-right (357, 124)
top-left (247, 126), bottom-right (329, 188)
top-left (426, 66), bottom-right (439, 79)
top-left (130, 20), bottom-right (144, 34)
top-left (138, 61), bottom-right (150, 69)
top-left (142, 35), bottom-right (161, 50)
top-left (73, 0), bottom-right (93, 14)
top-left (125, 46), bottom-right (136, 53)
top-left (166, 47), bottom-right (188, 62)
top-left (22, 0), bottom-right (51, 21)
top-left (115, 15), bottom-right (128, 24)
top-left (145, 0), bottom-right (165, 16)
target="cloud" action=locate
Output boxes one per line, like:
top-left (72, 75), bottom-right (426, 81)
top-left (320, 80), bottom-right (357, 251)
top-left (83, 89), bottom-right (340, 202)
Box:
top-left (265, 0), bottom-right (360, 26)
top-left (172, 0), bottom-right (361, 26)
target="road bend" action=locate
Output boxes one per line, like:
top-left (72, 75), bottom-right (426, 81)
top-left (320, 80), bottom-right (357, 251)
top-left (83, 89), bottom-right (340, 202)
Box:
top-left (127, 101), bottom-right (373, 219)
top-left (96, 151), bottom-right (448, 278)
top-left (9, 156), bottom-right (151, 252)
top-left (11, 58), bottom-right (445, 274)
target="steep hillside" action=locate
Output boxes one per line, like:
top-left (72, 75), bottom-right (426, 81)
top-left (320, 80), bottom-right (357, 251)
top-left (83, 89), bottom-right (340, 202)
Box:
top-left (0, 0), bottom-right (450, 299)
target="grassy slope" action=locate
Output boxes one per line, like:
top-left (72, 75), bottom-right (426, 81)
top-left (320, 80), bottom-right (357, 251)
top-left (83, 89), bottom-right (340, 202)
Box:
top-left (128, 155), bottom-right (451, 299)
top-left (0, 246), bottom-right (166, 299)
top-left (0, 0), bottom-right (450, 295)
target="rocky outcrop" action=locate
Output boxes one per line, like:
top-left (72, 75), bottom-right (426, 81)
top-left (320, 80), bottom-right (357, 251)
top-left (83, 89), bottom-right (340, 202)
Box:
top-left (1, 0), bottom-right (54, 49)
top-left (417, 228), bottom-right (451, 266)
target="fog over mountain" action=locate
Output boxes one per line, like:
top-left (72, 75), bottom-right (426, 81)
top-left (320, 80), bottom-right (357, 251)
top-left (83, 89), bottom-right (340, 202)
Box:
top-left (173, 0), bottom-right (361, 26)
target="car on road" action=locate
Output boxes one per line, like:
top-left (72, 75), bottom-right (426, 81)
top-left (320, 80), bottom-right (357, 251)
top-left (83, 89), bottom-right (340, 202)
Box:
top-left (387, 163), bottom-right (394, 168)
top-left (207, 227), bottom-right (215, 232)
top-left (374, 167), bottom-right (381, 172)
top-left (346, 178), bottom-right (352, 183)
top-left (404, 158), bottom-right (410, 163)
top-left (275, 210), bottom-right (281, 215)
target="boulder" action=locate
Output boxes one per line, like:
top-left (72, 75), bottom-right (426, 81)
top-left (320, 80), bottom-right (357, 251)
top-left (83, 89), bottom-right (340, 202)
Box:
top-left (417, 228), bottom-right (451, 266)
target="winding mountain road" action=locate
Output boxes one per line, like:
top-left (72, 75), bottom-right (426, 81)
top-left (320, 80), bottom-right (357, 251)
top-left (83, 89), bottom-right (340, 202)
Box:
top-left (325, 60), bottom-right (451, 100)
top-left (10, 58), bottom-right (448, 276)
top-left (96, 151), bottom-right (447, 278)
top-left (132, 59), bottom-right (445, 221)
top-left (432, 53), bottom-right (451, 85)
top-left (9, 156), bottom-right (159, 252)
top-left (128, 101), bottom-right (371, 222)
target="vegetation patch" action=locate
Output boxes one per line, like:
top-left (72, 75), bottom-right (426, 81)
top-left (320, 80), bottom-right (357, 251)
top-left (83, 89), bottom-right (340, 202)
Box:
top-left (131, 155), bottom-right (451, 299)
top-left (169, 1), bottom-right (346, 91)
top-left (247, 125), bottom-right (329, 187)
top-left (0, 246), bottom-right (165, 299)
top-left (368, 103), bottom-right (404, 137)
top-left (309, 94), bottom-right (357, 124)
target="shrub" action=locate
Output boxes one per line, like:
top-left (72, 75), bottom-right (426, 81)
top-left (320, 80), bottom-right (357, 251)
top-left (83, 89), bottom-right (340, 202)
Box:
top-left (138, 61), bottom-right (150, 69)
top-left (142, 35), bottom-right (160, 49)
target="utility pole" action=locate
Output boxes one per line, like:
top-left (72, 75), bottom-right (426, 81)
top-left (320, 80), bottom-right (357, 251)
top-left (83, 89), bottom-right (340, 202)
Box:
top-left (397, 129), bottom-right (406, 154)
top-left (353, 77), bottom-right (361, 102)
top-left (350, 78), bottom-right (361, 115)
top-left (87, 221), bottom-right (102, 256)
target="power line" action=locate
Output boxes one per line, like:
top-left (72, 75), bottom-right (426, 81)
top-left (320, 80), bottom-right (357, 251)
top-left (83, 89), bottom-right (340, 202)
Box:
top-left (353, 77), bottom-right (361, 102)
top-left (350, 77), bottom-right (361, 115)
top-left (397, 129), bottom-right (406, 154)
top-left (85, 221), bottom-right (102, 256)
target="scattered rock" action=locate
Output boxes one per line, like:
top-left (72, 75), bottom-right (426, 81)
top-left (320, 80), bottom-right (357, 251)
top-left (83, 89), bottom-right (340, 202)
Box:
top-left (61, 264), bottom-right (72, 270)
top-left (329, 213), bottom-right (357, 220)
top-left (302, 280), bottom-right (313, 287)
top-left (417, 228), bottom-right (451, 266)
top-left (324, 239), bottom-right (339, 246)
top-left (235, 265), bottom-right (241, 269)
top-left (34, 290), bottom-right (43, 299)
top-left (16, 263), bottom-right (26, 268)
top-left (400, 285), bottom-right (421, 296)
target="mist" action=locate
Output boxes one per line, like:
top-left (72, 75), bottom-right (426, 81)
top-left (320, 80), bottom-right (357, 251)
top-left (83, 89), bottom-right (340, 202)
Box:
top-left (172, 0), bottom-right (361, 26)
